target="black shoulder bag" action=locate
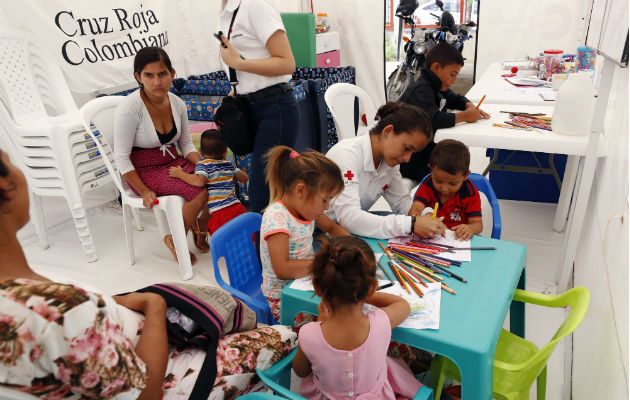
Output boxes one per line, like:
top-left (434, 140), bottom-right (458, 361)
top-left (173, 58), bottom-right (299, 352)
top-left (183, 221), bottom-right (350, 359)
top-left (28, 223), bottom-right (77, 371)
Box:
top-left (214, 6), bottom-right (256, 156)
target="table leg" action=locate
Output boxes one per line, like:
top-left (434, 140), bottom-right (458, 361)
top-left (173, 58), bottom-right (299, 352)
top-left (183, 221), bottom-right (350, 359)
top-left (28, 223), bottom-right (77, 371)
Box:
top-left (482, 148), bottom-right (500, 176)
top-left (553, 155), bottom-right (580, 232)
top-left (510, 269), bottom-right (526, 338)
top-left (459, 352), bottom-right (493, 399)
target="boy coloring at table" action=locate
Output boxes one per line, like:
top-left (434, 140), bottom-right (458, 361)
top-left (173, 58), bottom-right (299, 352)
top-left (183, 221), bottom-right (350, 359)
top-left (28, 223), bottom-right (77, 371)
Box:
top-left (409, 139), bottom-right (483, 240)
top-left (399, 42), bottom-right (490, 182)
top-left (292, 236), bottom-right (423, 399)
top-left (261, 146), bottom-right (349, 322)
top-left (169, 129), bottom-right (248, 235)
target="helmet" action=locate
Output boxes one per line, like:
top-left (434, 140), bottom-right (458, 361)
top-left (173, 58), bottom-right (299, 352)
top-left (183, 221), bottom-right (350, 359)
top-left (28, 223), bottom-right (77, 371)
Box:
top-left (439, 11), bottom-right (457, 34)
top-left (396, 0), bottom-right (419, 17)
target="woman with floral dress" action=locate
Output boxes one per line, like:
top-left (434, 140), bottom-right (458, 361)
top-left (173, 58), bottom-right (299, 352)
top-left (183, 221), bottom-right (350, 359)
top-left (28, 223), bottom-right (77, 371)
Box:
top-left (0, 149), bottom-right (296, 399)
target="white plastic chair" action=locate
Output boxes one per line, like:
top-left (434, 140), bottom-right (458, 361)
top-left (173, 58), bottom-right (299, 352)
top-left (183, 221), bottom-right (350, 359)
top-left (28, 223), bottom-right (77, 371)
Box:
top-left (0, 28), bottom-right (110, 261)
top-left (80, 96), bottom-right (194, 280)
top-left (324, 83), bottom-right (377, 140)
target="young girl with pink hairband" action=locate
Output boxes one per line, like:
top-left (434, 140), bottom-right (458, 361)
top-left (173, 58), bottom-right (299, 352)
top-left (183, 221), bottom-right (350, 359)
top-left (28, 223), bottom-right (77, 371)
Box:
top-left (260, 146), bottom-right (349, 322)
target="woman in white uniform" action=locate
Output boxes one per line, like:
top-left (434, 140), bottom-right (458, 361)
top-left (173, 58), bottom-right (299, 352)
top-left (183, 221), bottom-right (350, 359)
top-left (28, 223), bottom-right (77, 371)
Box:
top-left (217, 0), bottom-right (298, 213)
top-left (326, 102), bottom-right (447, 239)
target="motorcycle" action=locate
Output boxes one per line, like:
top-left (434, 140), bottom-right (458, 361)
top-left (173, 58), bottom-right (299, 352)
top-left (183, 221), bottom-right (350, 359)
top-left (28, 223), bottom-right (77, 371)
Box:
top-left (386, 0), bottom-right (476, 101)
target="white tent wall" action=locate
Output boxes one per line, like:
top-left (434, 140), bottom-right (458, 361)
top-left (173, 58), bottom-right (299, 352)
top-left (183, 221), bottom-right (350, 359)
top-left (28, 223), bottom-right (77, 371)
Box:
top-left (475, 0), bottom-right (586, 80)
top-left (571, 63), bottom-right (628, 399)
top-left (475, 1), bottom-right (628, 396)
top-left (308, 0), bottom-right (386, 107)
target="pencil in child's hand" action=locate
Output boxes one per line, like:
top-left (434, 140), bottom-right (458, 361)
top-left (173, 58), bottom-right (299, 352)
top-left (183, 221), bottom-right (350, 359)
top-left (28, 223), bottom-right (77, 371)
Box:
top-left (476, 95), bottom-right (486, 110)
top-left (432, 202), bottom-right (438, 219)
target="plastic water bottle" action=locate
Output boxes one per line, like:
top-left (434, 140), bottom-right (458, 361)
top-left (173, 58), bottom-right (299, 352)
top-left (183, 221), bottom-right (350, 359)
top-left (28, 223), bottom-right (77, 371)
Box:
top-left (552, 72), bottom-right (596, 136)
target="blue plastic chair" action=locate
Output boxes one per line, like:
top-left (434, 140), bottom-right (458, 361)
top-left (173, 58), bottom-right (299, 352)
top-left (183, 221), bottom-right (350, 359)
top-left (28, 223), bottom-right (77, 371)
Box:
top-left (468, 172), bottom-right (502, 239)
top-left (257, 348), bottom-right (435, 400)
top-left (210, 212), bottom-right (275, 324)
top-left (421, 172), bottom-right (502, 239)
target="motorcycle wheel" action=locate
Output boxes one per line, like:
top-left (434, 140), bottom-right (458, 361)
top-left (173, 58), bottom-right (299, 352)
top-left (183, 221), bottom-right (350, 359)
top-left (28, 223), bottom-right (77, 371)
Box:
top-left (386, 66), bottom-right (413, 102)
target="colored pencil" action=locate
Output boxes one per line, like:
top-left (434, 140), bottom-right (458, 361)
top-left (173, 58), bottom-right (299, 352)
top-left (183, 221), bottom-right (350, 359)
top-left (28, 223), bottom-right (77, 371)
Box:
top-left (397, 265), bottom-right (424, 297)
top-left (432, 202), bottom-right (439, 218)
top-left (476, 95), bottom-right (486, 109)
top-left (410, 240), bottom-right (453, 249)
top-left (388, 260), bottom-right (411, 294)
top-left (396, 260), bottom-right (429, 287)
top-left (390, 248), bottom-right (443, 274)
top-left (399, 259), bottom-right (456, 294)
top-left (449, 247), bottom-right (497, 250)
top-left (403, 241), bottom-right (442, 253)
top-left (395, 256), bottom-right (443, 281)
top-left (429, 262), bottom-right (467, 283)
top-left (421, 252), bottom-right (462, 266)
top-left (377, 259), bottom-right (395, 282)
top-left (396, 257), bottom-right (441, 278)
top-left (391, 246), bottom-right (455, 269)
top-left (377, 282), bottom-right (394, 291)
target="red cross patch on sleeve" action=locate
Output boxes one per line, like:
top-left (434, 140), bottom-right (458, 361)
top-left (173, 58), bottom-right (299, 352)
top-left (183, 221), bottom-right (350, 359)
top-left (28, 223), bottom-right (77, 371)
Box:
top-left (343, 170), bottom-right (355, 183)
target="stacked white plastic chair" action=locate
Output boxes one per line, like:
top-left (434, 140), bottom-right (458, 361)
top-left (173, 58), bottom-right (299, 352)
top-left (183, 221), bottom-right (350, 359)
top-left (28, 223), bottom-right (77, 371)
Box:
top-left (80, 96), bottom-right (194, 280)
top-left (324, 83), bottom-right (378, 140)
top-left (0, 28), bottom-right (110, 262)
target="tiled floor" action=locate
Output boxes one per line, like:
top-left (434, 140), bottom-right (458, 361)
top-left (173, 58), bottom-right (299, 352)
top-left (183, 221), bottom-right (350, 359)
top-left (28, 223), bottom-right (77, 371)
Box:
top-left (20, 149), bottom-right (567, 399)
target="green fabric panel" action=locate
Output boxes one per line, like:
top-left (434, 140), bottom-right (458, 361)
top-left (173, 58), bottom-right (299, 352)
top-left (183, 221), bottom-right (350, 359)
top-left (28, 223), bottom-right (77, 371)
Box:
top-left (281, 13), bottom-right (316, 68)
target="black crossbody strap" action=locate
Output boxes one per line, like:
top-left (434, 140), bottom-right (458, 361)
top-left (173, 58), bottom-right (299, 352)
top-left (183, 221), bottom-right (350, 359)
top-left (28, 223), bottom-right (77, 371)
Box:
top-left (227, 6), bottom-right (240, 95)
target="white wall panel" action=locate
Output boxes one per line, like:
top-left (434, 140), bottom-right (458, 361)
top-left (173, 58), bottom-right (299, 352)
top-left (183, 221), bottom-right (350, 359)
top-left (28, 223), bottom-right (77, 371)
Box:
top-left (475, 0), bottom-right (586, 80)
top-left (572, 63), bottom-right (628, 399)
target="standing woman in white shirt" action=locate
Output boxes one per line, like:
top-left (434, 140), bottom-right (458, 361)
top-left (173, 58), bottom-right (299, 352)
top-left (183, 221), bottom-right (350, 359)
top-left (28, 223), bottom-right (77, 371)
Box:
top-left (217, 0), bottom-right (298, 213)
top-left (114, 47), bottom-right (209, 265)
top-left (326, 102), bottom-right (447, 239)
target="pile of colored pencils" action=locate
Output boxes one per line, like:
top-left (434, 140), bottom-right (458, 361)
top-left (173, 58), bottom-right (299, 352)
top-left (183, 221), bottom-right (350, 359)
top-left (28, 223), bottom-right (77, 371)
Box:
top-left (503, 112), bottom-right (552, 131)
top-left (378, 242), bottom-right (459, 296)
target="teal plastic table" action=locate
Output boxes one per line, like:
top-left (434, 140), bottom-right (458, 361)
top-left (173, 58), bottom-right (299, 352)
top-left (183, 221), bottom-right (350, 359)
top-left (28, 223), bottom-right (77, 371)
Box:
top-left (280, 235), bottom-right (526, 400)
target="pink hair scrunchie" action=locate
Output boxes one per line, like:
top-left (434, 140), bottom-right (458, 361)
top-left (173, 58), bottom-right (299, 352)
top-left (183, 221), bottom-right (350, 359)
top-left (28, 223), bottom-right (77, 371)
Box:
top-left (289, 150), bottom-right (300, 160)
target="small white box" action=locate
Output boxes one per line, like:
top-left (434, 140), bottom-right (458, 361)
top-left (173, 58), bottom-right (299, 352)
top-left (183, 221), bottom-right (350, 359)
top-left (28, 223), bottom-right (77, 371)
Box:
top-left (316, 31), bottom-right (340, 54)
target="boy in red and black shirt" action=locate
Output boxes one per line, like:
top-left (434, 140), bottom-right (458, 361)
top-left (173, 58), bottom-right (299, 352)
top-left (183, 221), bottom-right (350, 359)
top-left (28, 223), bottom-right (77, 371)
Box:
top-left (409, 139), bottom-right (482, 240)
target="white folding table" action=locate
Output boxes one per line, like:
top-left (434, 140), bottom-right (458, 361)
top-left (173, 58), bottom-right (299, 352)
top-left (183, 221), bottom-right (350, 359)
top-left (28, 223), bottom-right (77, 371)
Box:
top-left (435, 57), bottom-right (615, 291)
top-left (466, 62), bottom-right (555, 105)
top-left (463, 63), bottom-right (577, 231)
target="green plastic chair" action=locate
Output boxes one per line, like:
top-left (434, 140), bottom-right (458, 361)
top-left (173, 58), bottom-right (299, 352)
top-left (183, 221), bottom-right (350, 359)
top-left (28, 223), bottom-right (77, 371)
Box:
top-left (257, 348), bottom-right (435, 399)
top-left (431, 286), bottom-right (590, 400)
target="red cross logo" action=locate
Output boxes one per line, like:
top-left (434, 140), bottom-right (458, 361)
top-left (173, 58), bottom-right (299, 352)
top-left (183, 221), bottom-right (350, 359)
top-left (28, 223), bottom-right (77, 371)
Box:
top-left (382, 184), bottom-right (389, 192)
top-left (344, 170), bottom-right (354, 181)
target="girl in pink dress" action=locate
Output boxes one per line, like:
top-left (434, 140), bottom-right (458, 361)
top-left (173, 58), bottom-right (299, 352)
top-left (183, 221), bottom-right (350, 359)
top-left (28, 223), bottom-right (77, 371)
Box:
top-left (292, 236), bottom-right (423, 399)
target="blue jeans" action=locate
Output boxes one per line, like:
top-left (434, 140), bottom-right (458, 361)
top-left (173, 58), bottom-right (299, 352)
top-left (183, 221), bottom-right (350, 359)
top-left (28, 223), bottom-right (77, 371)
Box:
top-left (247, 90), bottom-right (299, 213)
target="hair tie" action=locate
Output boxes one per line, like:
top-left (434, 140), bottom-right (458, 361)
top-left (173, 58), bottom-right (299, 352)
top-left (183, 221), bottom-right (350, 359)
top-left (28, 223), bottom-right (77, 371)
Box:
top-left (289, 150), bottom-right (300, 160)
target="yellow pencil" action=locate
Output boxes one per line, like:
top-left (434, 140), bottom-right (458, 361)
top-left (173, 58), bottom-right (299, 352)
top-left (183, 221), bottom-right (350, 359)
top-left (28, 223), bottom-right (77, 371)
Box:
top-left (432, 202), bottom-right (439, 219)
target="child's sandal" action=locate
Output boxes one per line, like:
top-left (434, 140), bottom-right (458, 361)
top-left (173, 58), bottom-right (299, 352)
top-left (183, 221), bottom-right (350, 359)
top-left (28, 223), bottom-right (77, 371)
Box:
top-left (191, 220), bottom-right (210, 253)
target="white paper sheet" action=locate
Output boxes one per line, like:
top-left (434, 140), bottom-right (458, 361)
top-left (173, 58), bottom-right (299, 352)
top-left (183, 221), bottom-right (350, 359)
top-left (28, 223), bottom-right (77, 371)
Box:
top-left (367, 281), bottom-right (442, 330)
top-left (504, 76), bottom-right (552, 87)
top-left (289, 277), bottom-right (392, 292)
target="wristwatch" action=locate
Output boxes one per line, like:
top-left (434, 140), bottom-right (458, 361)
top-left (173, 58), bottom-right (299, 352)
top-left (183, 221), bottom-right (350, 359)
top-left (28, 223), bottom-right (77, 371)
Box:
top-left (410, 215), bottom-right (416, 235)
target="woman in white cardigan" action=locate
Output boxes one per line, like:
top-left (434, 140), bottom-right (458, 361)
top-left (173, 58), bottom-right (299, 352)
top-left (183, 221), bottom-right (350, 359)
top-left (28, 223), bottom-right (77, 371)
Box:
top-left (114, 47), bottom-right (208, 265)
